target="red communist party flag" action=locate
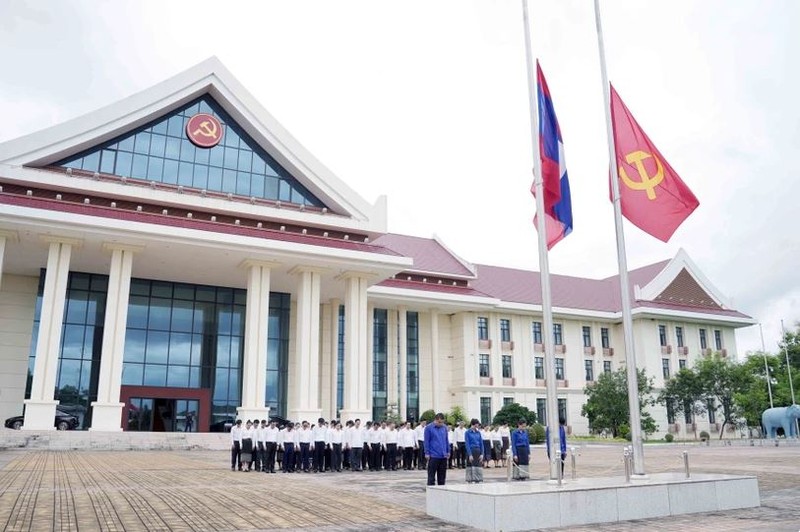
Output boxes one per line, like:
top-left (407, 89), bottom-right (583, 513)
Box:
top-left (610, 85), bottom-right (699, 242)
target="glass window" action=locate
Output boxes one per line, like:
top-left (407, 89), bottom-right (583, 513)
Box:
top-left (500, 319), bottom-right (511, 342)
top-left (553, 324), bottom-right (563, 345)
top-left (532, 321), bottom-right (542, 345)
top-left (582, 326), bottom-right (592, 348)
top-left (707, 399), bottom-right (716, 423)
top-left (477, 317), bottom-right (489, 341)
top-left (601, 327), bottom-right (610, 349)
top-left (534, 356), bottom-right (544, 379)
top-left (584, 360), bottom-right (594, 382)
top-left (480, 397), bottom-right (492, 426)
top-left (537, 398), bottom-right (546, 425)
top-left (714, 330), bottom-right (723, 350)
top-left (603, 360), bottom-right (612, 374)
top-left (699, 328), bottom-right (707, 349)
top-left (504, 397), bottom-right (514, 406)
top-left (479, 354), bottom-right (491, 377)
top-left (555, 358), bottom-right (565, 380)
top-left (676, 326), bottom-right (684, 348)
top-left (683, 400), bottom-right (693, 424)
top-left (502, 355), bottom-right (512, 378)
top-left (666, 402), bottom-right (675, 424)
top-left (679, 359), bottom-right (687, 370)
top-left (659, 325), bottom-right (668, 346)
top-left (662, 358), bottom-right (671, 379)
top-left (558, 398), bottom-right (567, 424)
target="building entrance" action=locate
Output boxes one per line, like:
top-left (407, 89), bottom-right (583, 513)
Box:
top-left (121, 385), bottom-right (210, 432)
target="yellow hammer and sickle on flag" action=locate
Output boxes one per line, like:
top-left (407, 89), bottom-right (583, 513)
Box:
top-left (619, 150), bottom-right (664, 200)
top-left (193, 120), bottom-right (218, 139)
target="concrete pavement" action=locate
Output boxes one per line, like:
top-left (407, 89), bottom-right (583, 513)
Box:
top-left (0, 441), bottom-right (798, 531)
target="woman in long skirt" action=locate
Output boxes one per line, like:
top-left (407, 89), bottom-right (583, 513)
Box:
top-left (240, 420), bottom-right (255, 471)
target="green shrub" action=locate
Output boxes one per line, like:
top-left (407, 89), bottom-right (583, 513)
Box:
top-left (664, 433), bottom-right (674, 443)
top-left (619, 423), bottom-right (631, 441)
top-left (528, 423), bottom-right (545, 444)
top-left (420, 410), bottom-right (436, 423)
top-left (699, 431), bottom-right (710, 442)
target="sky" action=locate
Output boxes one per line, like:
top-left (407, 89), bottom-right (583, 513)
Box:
top-left (0, 0), bottom-right (797, 356)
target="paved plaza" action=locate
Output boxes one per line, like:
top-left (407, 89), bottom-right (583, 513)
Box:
top-left (0, 440), bottom-right (798, 531)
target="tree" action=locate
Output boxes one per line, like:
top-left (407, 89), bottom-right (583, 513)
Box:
top-left (657, 368), bottom-right (705, 439)
top-left (581, 367), bottom-right (656, 438)
top-left (492, 402), bottom-right (537, 427)
top-left (419, 409), bottom-right (436, 423)
top-left (736, 352), bottom-right (780, 427)
top-left (446, 405), bottom-right (467, 426)
top-left (695, 354), bottom-right (754, 439)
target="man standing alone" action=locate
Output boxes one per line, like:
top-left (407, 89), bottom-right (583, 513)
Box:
top-left (424, 413), bottom-right (450, 486)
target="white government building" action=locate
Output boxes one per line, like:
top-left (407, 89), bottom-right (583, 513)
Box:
top-left (0, 58), bottom-right (754, 437)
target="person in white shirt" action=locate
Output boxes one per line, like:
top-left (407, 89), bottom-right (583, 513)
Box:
top-left (264, 420), bottom-right (279, 473)
top-left (369, 422), bottom-right (383, 471)
top-left (361, 421), bottom-right (371, 471)
top-left (480, 426), bottom-right (491, 468)
top-left (240, 420), bottom-right (256, 471)
top-left (297, 421), bottom-right (313, 472)
top-left (349, 419), bottom-right (364, 471)
top-left (414, 421), bottom-right (427, 470)
top-left (454, 421), bottom-right (467, 469)
top-left (255, 419), bottom-right (266, 472)
top-left (499, 422), bottom-right (511, 467)
top-left (398, 421), bottom-right (417, 470)
top-left (491, 426), bottom-right (503, 467)
top-left (279, 422), bottom-right (298, 472)
top-left (447, 424), bottom-right (456, 469)
top-left (230, 419), bottom-right (243, 471)
top-left (384, 422), bottom-right (399, 471)
top-left (312, 417), bottom-right (328, 473)
top-left (329, 422), bottom-right (344, 471)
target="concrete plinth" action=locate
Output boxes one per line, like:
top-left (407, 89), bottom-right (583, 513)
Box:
top-left (88, 402), bottom-right (124, 431)
top-left (21, 400), bottom-right (59, 430)
top-left (426, 473), bottom-right (760, 531)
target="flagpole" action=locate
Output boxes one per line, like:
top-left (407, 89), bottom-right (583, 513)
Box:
top-left (759, 323), bottom-right (774, 408)
top-left (522, 0), bottom-right (560, 482)
top-left (593, 0), bottom-right (646, 477)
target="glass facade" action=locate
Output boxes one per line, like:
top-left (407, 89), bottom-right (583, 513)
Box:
top-left (57, 96), bottom-right (325, 208)
top-left (406, 311), bottom-right (419, 422)
top-left (26, 271), bottom-right (107, 430)
top-left (27, 270), bottom-right (291, 430)
top-left (337, 305), bottom-right (345, 415)
top-left (372, 309), bottom-right (388, 421)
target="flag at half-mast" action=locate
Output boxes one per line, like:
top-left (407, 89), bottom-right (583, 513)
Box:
top-left (610, 85), bottom-right (699, 242)
top-left (533, 62), bottom-right (573, 249)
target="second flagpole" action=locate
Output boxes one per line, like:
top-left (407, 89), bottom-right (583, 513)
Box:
top-left (593, 0), bottom-right (647, 477)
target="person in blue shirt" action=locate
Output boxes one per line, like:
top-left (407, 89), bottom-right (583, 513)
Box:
top-left (511, 418), bottom-right (530, 480)
top-left (464, 418), bottom-right (484, 483)
top-left (546, 417), bottom-right (568, 475)
top-left (424, 412), bottom-right (450, 485)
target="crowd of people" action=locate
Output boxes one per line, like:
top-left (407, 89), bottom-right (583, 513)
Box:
top-left (227, 415), bottom-right (522, 479)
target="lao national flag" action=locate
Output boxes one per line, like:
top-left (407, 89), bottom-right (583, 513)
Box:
top-left (610, 85), bottom-right (699, 242)
top-left (533, 62), bottom-right (573, 249)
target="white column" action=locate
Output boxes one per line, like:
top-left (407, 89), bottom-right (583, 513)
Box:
top-left (24, 237), bottom-right (81, 430)
top-left (289, 267), bottom-right (322, 422)
top-left (328, 298), bottom-right (341, 418)
top-left (237, 260), bottom-right (278, 422)
top-left (339, 273), bottom-right (371, 422)
top-left (430, 309), bottom-right (440, 412)
top-left (0, 230), bottom-right (19, 290)
top-left (398, 306), bottom-right (408, 421)
top-left (90, 244), bottom-right (141, 431)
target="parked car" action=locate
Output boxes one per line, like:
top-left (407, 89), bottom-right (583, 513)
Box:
top-left (5, 410), bottom-right (79, 431)
top-left (209, 414), bottom-right (291, 432)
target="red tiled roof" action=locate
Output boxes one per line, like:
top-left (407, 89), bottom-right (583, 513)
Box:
top-left (376, 278), bottom-right (489, 297)
top-left (371, 234), bottom-right (474, 278)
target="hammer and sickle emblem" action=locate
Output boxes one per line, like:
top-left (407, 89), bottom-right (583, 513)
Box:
top-left (619, 150), bottom-right (664, 200)
top-left (193, 120), bottom-right (218, 139)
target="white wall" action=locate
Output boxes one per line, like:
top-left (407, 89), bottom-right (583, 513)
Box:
top-left (0, 274), bottom-right (38, 423)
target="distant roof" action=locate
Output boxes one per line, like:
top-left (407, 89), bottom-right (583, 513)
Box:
top-left (373, 233), bottom-right (752, 321)
top-left (372, 233), bottom-right (475, 278)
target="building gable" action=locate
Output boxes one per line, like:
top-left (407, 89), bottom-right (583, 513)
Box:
top-left (652, 268), bottom-right (721, 309)
top-left (54, 95), bottom-right (326, 208)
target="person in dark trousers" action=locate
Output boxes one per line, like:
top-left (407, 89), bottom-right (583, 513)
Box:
top-left (424, 413), bottom-right (450, 486)
top-left (230, 419), bottom-right (243, 471)
top-left (546, 418), bottom-right (568, 475)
